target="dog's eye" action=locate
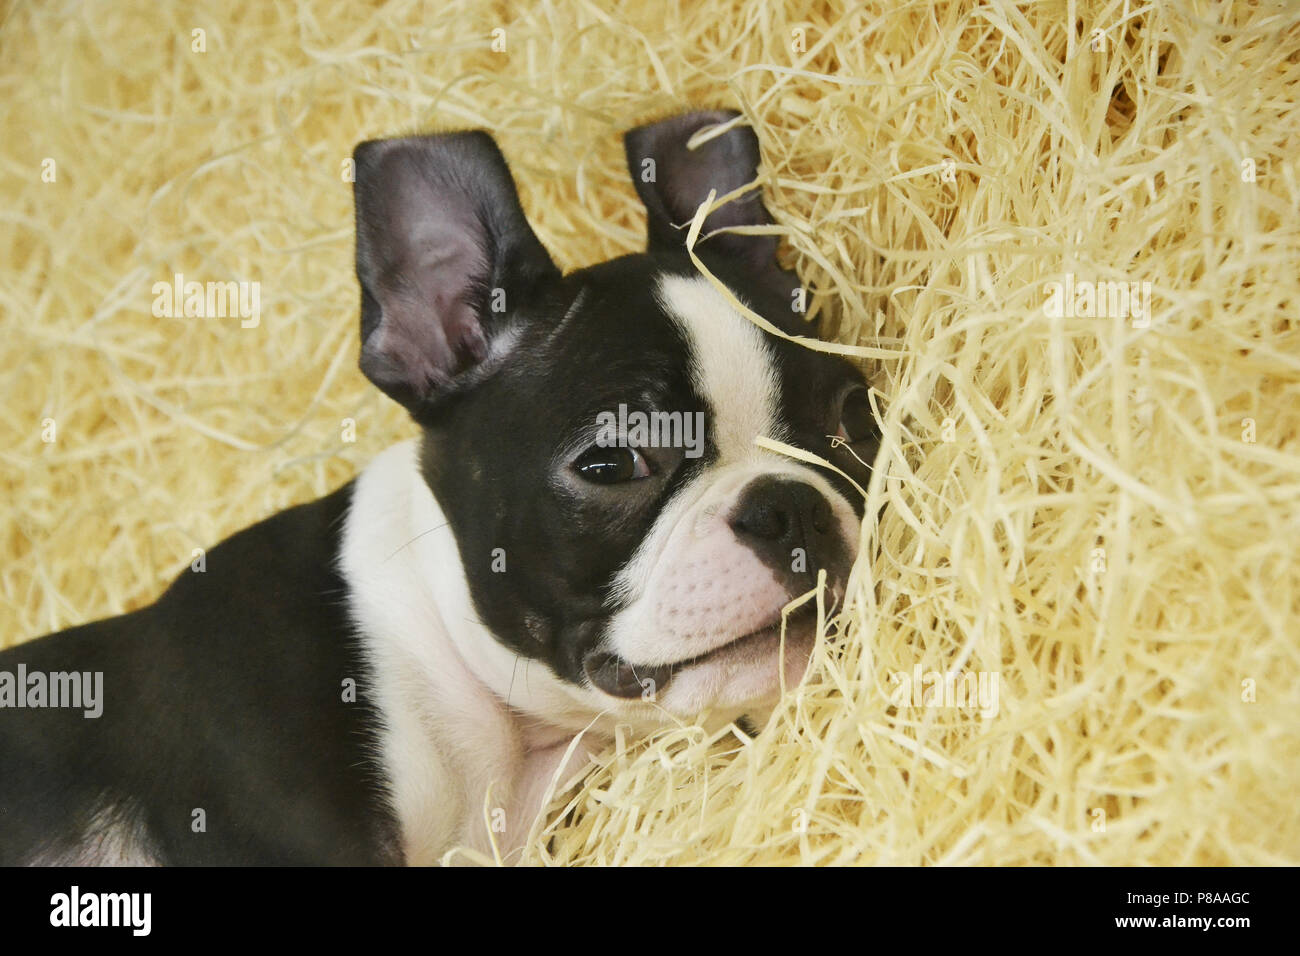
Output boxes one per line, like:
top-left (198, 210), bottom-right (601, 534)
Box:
top-left (572, 445), bottom-right (653, 484)
top-left (835, 386), bottom-right (877, 443)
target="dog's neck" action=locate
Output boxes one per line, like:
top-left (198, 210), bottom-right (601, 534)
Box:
top-left (340, 440), bottom-right (596, 864)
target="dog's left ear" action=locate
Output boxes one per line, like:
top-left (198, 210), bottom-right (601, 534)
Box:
top-left (624, 109), bottom-right (780, 272)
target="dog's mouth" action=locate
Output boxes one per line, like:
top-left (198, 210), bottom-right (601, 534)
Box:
top-left (582, 603), bottom-right (821, 699)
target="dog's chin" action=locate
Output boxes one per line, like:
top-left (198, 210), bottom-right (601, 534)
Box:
top-left (584, 604), bottom-right (820, 716)
top-left (664, 611), bottom-right (819, 717)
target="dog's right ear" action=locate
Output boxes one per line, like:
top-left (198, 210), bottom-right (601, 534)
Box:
top-left (352, 132), bottom-right (559, 410)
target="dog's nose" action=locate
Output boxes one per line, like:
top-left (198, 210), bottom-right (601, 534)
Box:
top-left (728, 477), bottom-right (837, 582)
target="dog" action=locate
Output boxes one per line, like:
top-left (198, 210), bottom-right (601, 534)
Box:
top-left (0, 109), bottom-right (879, 865)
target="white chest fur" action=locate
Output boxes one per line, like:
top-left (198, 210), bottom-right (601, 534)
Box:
top-left (340, 441), bottom-right (595, 864)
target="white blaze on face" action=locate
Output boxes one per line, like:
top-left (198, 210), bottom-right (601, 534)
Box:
top-left (658, 274), bottom-right (788, 460)
top-left (600, 275), bottom-right (860, 714)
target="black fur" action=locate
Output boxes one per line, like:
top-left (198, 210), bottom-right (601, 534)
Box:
top-left (0, 482), bottom-right (400, 865)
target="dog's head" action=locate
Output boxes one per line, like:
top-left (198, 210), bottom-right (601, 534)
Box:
top-left (352, 110), bottom-right (879, 727)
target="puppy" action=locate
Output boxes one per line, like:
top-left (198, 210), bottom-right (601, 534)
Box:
top-left (0, 109), bottom-right (879, 865)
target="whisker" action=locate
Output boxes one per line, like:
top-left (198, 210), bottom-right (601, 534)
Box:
top-left (382, 522), bottom-right (450, 563)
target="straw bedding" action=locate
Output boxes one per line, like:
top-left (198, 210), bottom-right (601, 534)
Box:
top-left (2, 0), bottom-right (1297, 865)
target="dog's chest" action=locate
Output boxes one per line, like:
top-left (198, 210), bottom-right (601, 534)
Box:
top-left (341, 441), bottom-right (596, 864)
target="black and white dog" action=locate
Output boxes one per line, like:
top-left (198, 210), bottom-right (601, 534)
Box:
top-left (0, 110), bottom-right (879, 865)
